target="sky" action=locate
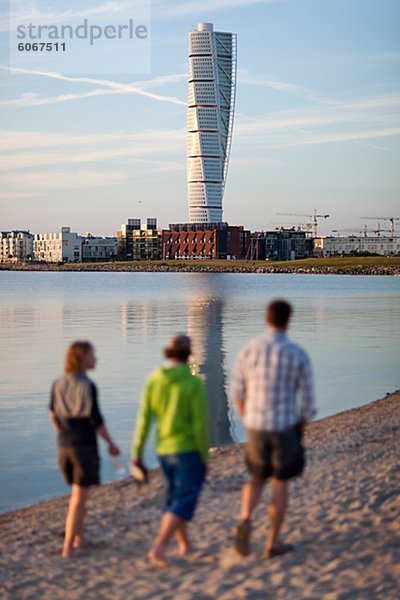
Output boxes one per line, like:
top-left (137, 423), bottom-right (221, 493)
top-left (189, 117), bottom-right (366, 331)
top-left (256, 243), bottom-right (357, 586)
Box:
top-left (1, 0), bottom-right (399, 237)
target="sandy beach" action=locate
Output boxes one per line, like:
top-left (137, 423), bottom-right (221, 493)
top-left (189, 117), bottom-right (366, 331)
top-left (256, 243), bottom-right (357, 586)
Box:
top-left (1, 392), bottom-right (399, 599)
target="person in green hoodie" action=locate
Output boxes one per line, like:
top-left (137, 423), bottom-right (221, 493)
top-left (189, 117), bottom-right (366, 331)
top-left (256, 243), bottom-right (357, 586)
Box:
top-left (131, 334), bottom-right (208, 568)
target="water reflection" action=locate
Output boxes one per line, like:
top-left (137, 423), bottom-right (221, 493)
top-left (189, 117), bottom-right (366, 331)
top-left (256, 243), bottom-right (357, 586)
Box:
top-left (120, 301), bottom-right (163, 339)
top-left (119, 294), bottom-right (234, 446)
top-left (188, 297), bottom-right (233, 447)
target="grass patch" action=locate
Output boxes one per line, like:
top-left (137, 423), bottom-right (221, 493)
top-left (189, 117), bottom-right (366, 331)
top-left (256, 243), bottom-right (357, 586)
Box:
top-left (62, 256), bottom-right (400, 270)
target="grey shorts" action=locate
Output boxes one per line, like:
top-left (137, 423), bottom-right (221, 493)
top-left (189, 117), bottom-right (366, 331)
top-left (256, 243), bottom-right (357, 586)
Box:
top-left (58, 446), bottom-right (100, 487)
top-left (245, 425), bottom-right (305, 481)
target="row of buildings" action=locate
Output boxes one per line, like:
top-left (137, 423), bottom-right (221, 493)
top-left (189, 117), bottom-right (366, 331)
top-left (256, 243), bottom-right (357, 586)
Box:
top-left (1, 220), bottom-right (399, 263)
top-left (0, 220), bottom-right (249, 262)
top-left (0, 228), bottom-right (118, 264)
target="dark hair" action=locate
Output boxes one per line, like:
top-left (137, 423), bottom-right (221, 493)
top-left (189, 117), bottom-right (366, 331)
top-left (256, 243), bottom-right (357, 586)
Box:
top-left (65, 341), bottom-right (93, 374)
top-left (164, 334), bottom-right (191, 362)
top-left (266, 300), bottom-right (292, 327)
top-left (164, 347), bottom-right (191, 361)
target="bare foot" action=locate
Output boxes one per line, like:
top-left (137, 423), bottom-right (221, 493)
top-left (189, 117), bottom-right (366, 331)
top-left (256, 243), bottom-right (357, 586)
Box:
top-left (62, 546), bottom-right (73, 559)
top-left (148, 549), bottom-right (168, 569)
top-left (73, 535), bottom-right (84, 549)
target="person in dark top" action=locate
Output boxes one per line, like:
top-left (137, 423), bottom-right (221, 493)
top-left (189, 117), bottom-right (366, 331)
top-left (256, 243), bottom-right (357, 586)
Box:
top-left (49, 341), bottom-right (120, 558)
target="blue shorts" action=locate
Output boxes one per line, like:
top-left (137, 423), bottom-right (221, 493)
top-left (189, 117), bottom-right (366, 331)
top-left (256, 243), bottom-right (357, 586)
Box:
top-left (158, 451), bottom-right (206, 521)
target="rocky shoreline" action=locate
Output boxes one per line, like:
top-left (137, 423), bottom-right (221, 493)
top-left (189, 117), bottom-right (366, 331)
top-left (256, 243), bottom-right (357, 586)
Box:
top-left (1, 262), bottom-right (399, 276)
top-left (1, 391), bottom-right (399, 599)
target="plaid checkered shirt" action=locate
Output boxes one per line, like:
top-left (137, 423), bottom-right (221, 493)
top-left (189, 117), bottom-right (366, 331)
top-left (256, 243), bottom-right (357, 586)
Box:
top-left (231, 331), bottom-right (316, 432)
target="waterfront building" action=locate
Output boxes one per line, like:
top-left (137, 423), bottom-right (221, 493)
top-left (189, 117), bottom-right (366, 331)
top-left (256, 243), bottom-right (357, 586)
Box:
top-left (81, 233), bottom-right (117, 262)
top-left (248, 229), bottom-right (314, 261)
top-left (163, 223), bottom-right (249, 260)
top-left (132, 224), bottom-right (163, 260)
top-left (0, 230), bottom-right (34, 262)
top-left (117, 218), bottom-right (142, 260)
top-left (117, 218), bottom-right (160, 260)
top-left (34, 226), bottom-right (82, 263)
top-left (314, 235), bottom-right (400, 257)
top-left (187, 22), bottom-right (237, 223)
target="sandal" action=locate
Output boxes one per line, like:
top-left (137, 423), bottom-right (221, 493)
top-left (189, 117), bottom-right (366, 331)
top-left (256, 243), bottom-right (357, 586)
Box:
top-left (265, 543), bottom-right (294, 559)
top-left (234, 519), bottom-right (251, 556)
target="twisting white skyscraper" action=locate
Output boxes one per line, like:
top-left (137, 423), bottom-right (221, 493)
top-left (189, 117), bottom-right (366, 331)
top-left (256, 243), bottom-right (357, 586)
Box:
top-left (187, 23), bottom-right (237, 223)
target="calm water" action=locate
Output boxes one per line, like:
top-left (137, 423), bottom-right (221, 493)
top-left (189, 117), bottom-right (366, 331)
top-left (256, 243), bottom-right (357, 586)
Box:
top-left (0, 272), bottom-right (399, 512)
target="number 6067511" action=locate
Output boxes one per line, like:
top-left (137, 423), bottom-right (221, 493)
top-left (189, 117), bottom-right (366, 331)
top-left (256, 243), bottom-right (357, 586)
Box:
top-left (17, 42), bottom-right (66, 51)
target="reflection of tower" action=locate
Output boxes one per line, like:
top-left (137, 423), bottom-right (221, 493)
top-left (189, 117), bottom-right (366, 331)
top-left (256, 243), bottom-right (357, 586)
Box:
top-left (120, 302), bottom-right (161, 341)
top-left (187, 296), bottom-right (233, 446)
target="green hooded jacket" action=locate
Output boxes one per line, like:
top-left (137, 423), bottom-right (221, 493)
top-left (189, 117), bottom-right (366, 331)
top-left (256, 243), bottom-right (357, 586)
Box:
top-left (132, 364), bottom-right (208, 460)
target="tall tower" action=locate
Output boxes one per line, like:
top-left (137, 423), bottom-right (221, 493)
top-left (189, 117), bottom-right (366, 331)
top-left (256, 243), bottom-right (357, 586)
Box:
top-left (187, 23), bottom-right (237, 223)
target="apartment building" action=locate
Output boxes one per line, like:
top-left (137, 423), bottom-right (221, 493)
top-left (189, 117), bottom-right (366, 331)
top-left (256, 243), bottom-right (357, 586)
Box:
top-left (163, 223), bottom-right (249, 259)
top-left (34, 226), bottom-right (82, 263)
top-left (314, 236), bottom-right (400, 257)
top-left (0, 230), bottom-right (34, 262)
top-left (81, 234), bottom-right (117, 262)
top-left (117, 218), bottom-right (160, 260)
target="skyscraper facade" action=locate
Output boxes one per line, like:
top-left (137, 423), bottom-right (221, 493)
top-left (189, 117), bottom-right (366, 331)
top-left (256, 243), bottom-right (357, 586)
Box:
top-left (187, 23), bottom-right (237, 223)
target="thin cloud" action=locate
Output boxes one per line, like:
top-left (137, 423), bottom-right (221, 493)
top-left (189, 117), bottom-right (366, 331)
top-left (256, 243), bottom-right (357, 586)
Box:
top-left (0, 66), bottom-right (186, 106)
top-left (0, 126), bottom-right (185, 172)
top-left (353, 140), bottom-right (392, 153)
top-left (2, 1), bottom-right (149, 32)
top-left (154, 0), bottom-right (275, 18)
top-left (1, 146), bottom-right (183, 172)
top-left (0, 128), bottom-right (185, 153)
top-left (279, 127), bottom-right (400, 149)
top-left (0, 72), bottom-right (187, 109)
top-left (0, 169), bottom-right (131, 191)
top-left (238, 70), bottom-right (329, 105)
top-left (0, 88), bottom-right (128, 108)
top-left (235, 124), bottom-right (400, 151)
top-left (1, 0), bottom-right (279, 30)
top-left (0, 191), bottom-right (41, 200)
top-left (235, 94), bottom-right (400, 136)
top-left (239, 72), bottom-right (298, 92)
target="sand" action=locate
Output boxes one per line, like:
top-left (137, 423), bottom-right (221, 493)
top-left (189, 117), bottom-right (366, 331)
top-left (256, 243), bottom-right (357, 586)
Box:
top-left (1, 392), bottom-right (399, 599)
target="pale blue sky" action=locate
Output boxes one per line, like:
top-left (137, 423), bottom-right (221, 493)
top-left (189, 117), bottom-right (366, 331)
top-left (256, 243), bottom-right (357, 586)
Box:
top-left (1, 0), bottom-right (399, 236)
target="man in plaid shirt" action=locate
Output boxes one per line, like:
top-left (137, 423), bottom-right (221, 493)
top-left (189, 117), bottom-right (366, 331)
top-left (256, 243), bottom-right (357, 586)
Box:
top-left (231, 299), bottom-right (316, 558)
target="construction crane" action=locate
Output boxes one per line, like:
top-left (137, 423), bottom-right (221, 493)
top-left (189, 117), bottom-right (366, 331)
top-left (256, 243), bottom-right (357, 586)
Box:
top-left (333, 226), bottom-right (369, 237)
top-left (277, 209), bottom-right (329, 237)
top-left (373, 224), bottom-right (393, 237)
top-left (361, 216), bottom-right (399, 236)
top-left (272, 222), bottom-right (313, 235)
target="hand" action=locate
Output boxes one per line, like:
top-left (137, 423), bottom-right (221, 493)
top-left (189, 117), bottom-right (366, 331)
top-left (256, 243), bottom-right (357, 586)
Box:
top-left (108, 442), bottom-right (120, 456)
top-left (236, 399), bottom-right (245, 418)
top-left (130, 458), bottom-right (148, 483)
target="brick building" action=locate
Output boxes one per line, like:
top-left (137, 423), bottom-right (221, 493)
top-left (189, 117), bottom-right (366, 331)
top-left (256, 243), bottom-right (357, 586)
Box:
top-left (163, 223), bottom-right (249, 259)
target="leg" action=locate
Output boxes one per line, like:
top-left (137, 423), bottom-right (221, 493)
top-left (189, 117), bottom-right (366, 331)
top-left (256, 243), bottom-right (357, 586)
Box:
top-left (240, 476), bottom-right (265, 520)
top-left (149, 512), bottom-right (186, 568)
top-left (175, 521), bottom-right (190, 556)
top-left (266, 478), bottom-right (288, 552)
top-left (73, 499), bottom-right (87, 548)
top-left (62, 484), bottom-right (89, 558)
top-left (234, 476), bottom-right (265, 556)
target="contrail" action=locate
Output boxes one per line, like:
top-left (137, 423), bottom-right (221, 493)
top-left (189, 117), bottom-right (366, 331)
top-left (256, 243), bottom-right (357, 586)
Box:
top-left (0, 65), bottom-right (186, 106)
